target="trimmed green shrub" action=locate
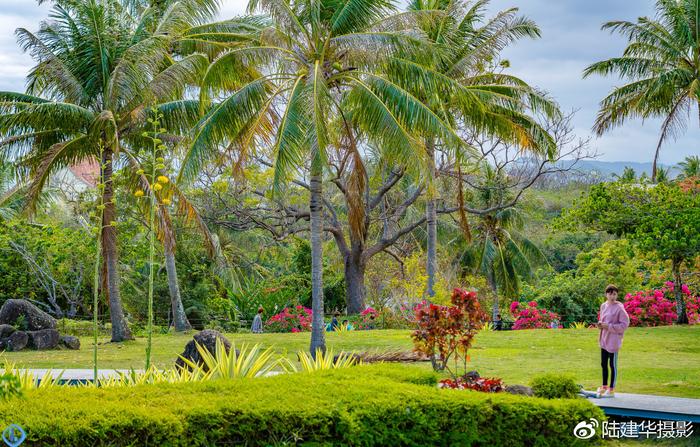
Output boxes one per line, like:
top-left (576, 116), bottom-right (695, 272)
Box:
top-left (0, 364), bottom-right (603, 446)
top-left (530, 373), bottom-right (580, 399)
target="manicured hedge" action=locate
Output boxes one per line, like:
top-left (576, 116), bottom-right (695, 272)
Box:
top-left (0, 364), bottom-right (604, 446)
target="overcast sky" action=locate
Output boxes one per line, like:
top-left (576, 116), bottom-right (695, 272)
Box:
top-left (1, 0), bottom-right (698, 164)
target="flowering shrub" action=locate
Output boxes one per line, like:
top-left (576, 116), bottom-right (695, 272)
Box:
top-left (412, 289), bottom-right (485, 375)
top-left (624, 283), bottom-right (700, 326)
top-left (439, 376), bottom-right (504, 392)
top-left (265, 306), bottom-right (312, 333)
top-left (509, 301), bottom-right (562, 330)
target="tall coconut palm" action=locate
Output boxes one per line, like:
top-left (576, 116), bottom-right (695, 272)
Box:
top-left (399, 0), bottom-right (559, 297)
top-left (179, 0), bottom-right (461, 354)
top-left (0, 0), bottom-right (213, 341)
top-left (678, 155), bottom-right (700, 179)
top-left (584, 0), bottom-right (700, 181)
top-left (460, 164), bottom-right (547, 320)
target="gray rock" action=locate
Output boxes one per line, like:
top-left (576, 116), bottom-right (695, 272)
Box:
top-left (0, 299), bottom-right (57, 331)
top-left (464, 370), bottom-right (480, 381)
top-left (60, 335), bottom-right (81, 350)
top-left (27, 329), bottom-right (60, 350)
top-left (0, 324), bottom-right (15, 338)
top-left (505, 384), bottom-right (534, 397)
top-left (4, 331), bottom-right (29, 352)
top-left (175, 329), bottom-right (234, 371)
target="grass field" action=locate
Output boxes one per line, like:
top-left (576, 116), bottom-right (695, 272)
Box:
top-left (2, 325), bottom-right (699, 398)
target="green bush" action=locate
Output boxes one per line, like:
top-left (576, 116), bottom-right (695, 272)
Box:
top-left (530, 373), bottom-right (581, 399)
top-left (0, 364), bottom-right (603, 446)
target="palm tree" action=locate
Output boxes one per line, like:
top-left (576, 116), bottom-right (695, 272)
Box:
top-left (178, 0), bottom-right (461, 354)
top-left (0, 0), bottom-right (213, 341)
top-left (678, 155), bottom-right (700, 179)
top-left (584, 0), bottom-right (700, 181)
top-left (613, 166), bottom-right (637, 183)
top-left (399, 0), bottom-right (559, 297)
top-left (460, 164), bottom-right (547, 320)
top-left (655, 166), bottom-right (671, 183)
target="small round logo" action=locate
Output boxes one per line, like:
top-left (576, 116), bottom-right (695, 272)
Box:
top-left (2, 424), bottom-right (26, 447)
top-left (573, 418), bottom-right (599, 439)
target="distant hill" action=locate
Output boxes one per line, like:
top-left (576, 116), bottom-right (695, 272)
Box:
top-left (556, 160), bottom-right (681, 179)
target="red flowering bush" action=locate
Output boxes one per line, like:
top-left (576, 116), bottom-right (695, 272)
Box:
top-left (510, 301), bottom-right (562, 330)
top-left (412, 289), bottom-right (485, 375)
top-left (265, 306), bottom-right (312, 333)
top-left (624, 283), bottom-right (700, 326)
top-left (439, 376), bottom-right (504, 392)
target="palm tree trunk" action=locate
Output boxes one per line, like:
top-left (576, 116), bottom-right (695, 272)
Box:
top-left (101, 147), bottom-right (133, 342)
top-left (488, 271), bottom-right (499, 322)
top-left (673, 259), bottom-right (689, 324)
top-left (309, 168), bottom-right (326, 356)
top-left (345, 249), bottom-right (366, 314)
top-left (164, 242), bottom-right (191, 332)
top-left (652, 134), bottom-right (663, 183)
top-left (426, 138), bottom-right (437, 298)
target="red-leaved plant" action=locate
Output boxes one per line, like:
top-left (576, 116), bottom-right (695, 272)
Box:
top-left (439, 376), bottom-right (504, 392)
top-left (412, 289), bottom-right (485, 376)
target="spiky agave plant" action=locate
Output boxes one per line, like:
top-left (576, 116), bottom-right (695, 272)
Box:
top-left (1, 361), bottom-right (63, 390)
top-left (177, 339), bottom-right (278, 379)
top-left (280, 349), bottom-right (361, 373)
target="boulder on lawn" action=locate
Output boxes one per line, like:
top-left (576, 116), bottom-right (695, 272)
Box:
top-left (4, 331), bottom-right (29, 352)
top-left (505, 384), bottom-right (534, 397)
top-left (0, 324), bottom-right (15, 339)
top-left (60, 335), bottom-right (81, 350)
top-left (27, 329), bottom-right (60, 350)
top-left (175, 329), bottom-right (234, 371)
top-left (0, 299), bottom-right (57, 331)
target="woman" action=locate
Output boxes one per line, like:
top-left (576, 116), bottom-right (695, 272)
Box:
top-left (251, 307), bottom-right (264, 334)
top-left (596, 284), bottom-right (630, 398)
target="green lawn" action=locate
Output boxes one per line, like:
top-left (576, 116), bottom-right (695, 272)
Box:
top-left (2, 325), bottom-right (699, 398)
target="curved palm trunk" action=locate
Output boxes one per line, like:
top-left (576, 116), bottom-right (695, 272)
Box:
top-left (309, 169), bottom-right (326, 357)
top-left (426, 138), bottom-right (437, 298)
top-left (102, 147), bottom-right (133, 342)
top-left (673, 259), bottom-right (689, 324)
top-left (651, 138), bottom-right (662, 183)
top-left (164, 243), bottom-right (191, 332)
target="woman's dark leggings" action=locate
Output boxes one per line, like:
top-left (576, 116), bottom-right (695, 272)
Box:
top-left (601, 348), bottom-right (618, 388)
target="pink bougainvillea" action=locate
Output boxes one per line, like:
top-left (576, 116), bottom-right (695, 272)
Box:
top-left (510, 301), bottom-right (562, 330)
top-left (265, 306), bottom-right (312, 333)
top-left (624, 283), bottom-right (700, 326)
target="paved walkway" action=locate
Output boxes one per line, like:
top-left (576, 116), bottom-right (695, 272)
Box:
top-left (582, 391), bottom-right (700, 422)
top-left (5, 369), bottom-right (143, 381)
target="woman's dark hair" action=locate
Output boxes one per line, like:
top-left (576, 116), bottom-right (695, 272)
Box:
top-left (257, 307), bottom-right (264, 314)
top-left (605, 284), bottom-right (619, 294)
